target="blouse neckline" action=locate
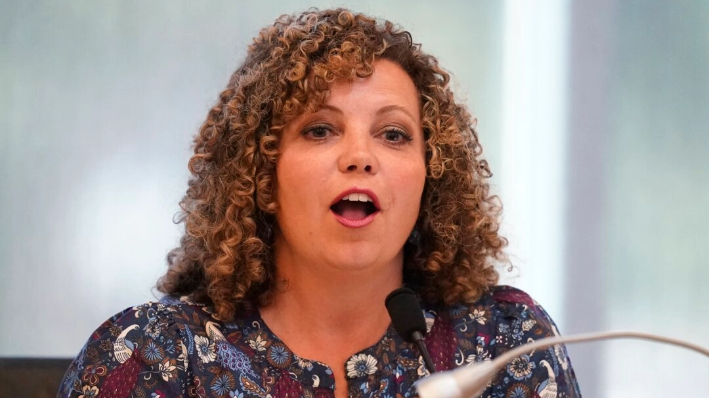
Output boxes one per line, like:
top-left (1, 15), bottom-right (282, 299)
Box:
top-left (211, 299), bottom-right (435, 392)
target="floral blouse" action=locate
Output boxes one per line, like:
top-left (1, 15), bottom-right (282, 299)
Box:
top-left (57, 286), bottom-right (581, 398)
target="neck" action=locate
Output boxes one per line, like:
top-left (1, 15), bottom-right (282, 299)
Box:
top-left (260, 249), bottom-right (404, 350)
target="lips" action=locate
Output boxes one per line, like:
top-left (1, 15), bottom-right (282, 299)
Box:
top-left (330, 188), bottom-right (381, 227)
top-left (331, 200), bottom-right (377, 220)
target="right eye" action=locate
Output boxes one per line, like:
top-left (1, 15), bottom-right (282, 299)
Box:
top-left (301, 124), bottom-right (332, 140)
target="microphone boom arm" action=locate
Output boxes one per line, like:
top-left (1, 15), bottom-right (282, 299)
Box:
top-left (415, 330), bottom-right (709, 398)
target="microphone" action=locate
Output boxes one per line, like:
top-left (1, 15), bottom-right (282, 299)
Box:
top-left (414, 330), bottom-right (709, 398)
top-left (385, 287), bottom-right (437, 374)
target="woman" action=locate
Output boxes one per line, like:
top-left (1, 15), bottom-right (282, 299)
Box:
top-left (58, 8), bottom-right (581, 398)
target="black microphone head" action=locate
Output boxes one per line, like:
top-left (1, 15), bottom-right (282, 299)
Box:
top-left (385, 287), bottom-right (427, 343)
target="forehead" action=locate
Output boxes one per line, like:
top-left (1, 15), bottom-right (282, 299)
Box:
top-left (322, 59), bottom-right (421, 117)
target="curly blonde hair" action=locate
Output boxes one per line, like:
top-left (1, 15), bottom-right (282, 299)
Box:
top-left (157, 8), bottom-right (507, 321)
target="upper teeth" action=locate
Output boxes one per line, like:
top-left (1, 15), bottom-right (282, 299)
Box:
top-left (342, 193), bottom-right (373, 203)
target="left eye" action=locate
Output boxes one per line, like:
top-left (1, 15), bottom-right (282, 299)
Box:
top-left (382, 128), bottom-right (412, 143)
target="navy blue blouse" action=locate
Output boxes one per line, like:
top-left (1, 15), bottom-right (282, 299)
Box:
top-left (58, 286), bottom-right (581, 398)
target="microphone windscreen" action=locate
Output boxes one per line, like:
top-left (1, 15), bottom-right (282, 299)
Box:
top-left (385, 287), bottom-right (427, 343)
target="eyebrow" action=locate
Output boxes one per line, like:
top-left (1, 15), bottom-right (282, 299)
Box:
top-left (375, 104), bottom-right (419, 123)
top-left (317, 104), bottom-right (418, 123)
top-left (317, 104), bottom-right (343, 114)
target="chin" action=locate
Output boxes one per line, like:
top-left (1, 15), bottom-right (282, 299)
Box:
top-left (325, 242), bottom-right (403, 271)
top-left (327, 249), bottom-right (378, 269)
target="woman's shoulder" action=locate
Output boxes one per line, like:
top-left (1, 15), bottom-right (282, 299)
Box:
top-left (430, 285), bottom-right (565, 365)
top-left (90, 295), bottom-right (217, 339)
top-left (437, 285), bottom-right (555, 326)
top-left (57, 296), bottom-right (219, 397)
top-left (435, 285), bottom-right (582, 397)
top-left (488, 285), bottom-right (557, 326)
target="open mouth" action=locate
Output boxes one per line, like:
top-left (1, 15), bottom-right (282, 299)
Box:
top-left (330, 193), bottom-right (379, 221)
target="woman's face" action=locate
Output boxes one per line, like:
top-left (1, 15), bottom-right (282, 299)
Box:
top-left (274, 59), bottom-right (426, 274)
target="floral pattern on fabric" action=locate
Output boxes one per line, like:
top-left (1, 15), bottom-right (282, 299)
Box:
top-left (57, 286), bottom-right (581, 398)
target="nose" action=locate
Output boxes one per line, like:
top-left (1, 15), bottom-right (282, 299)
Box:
top-left (337, 131), bottom-right (379, 174)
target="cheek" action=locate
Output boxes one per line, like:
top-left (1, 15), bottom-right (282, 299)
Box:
top-left (275, 153), bottom-right (326, 216)
top-left (393, 162), bottom-right (427, 214)
top-left (275, 156), bottom-right (302, 219)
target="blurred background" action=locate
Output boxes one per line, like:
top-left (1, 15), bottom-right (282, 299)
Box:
top-left (1, 0), bottom-right (707, 397)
